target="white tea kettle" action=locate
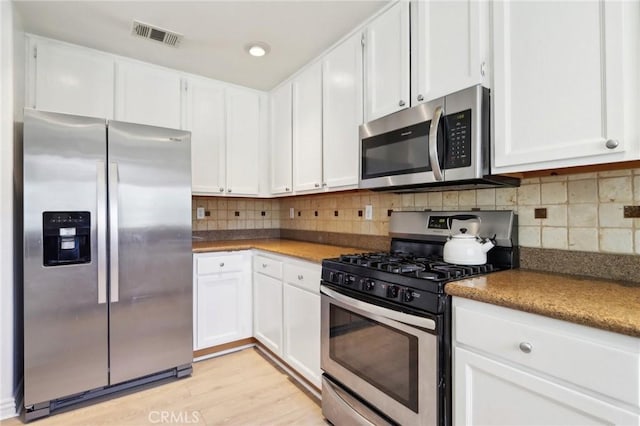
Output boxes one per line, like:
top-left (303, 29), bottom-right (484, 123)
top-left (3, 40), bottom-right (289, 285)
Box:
top-left (443, 215), bottom-right (495, 265)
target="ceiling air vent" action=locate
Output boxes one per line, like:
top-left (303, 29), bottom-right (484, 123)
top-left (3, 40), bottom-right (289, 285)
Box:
top-left (131, 20), bottom-right (183, 47)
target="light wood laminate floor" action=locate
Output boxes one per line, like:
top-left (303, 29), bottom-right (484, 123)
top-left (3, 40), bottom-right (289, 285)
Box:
top-left (2, 349), bottom-right (326, 426)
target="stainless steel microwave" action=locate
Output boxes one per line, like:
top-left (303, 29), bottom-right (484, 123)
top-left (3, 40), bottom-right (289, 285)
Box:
top-left (359, 85), bottom-right (519, 192)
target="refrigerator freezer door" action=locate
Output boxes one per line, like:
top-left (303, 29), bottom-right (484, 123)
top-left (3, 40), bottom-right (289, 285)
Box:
top-left (23, 109), bottom-right (109, 405)
top-left (107, 121), bottom-right (192, 385)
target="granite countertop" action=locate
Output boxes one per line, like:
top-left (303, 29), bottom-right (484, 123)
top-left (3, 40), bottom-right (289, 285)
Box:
top-left (446, 269), bottom-right (640, 338)
top-left (192, 239), bottom-right (366, 263)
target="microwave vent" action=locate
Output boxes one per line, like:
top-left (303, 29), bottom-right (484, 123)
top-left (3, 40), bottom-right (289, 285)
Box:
top-left (131, 20), bottom-right (183, 47)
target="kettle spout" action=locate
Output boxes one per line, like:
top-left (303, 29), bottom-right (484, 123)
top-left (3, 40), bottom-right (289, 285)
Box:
top-left (481, 240), bottom-right (495, 253)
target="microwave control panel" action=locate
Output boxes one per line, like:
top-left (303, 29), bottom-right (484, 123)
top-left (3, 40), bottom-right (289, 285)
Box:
top-left (445, 109), bottom-right (472, 169)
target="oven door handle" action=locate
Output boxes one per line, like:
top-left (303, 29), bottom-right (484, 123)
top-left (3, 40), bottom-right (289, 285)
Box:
top-left (321, 285), bottom-right (436, 331)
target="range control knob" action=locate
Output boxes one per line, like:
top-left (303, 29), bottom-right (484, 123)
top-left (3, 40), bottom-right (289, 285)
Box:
top-left (387, 285), bottom-right (399, 299)
top-left (403, 289), bottom-right (414, 302)
top-left (364, 280), bottom-right (376, 291)
top-left (329, 272), bottom-right (344, 284)
top-left (345, 274), bottom-right (357, 286)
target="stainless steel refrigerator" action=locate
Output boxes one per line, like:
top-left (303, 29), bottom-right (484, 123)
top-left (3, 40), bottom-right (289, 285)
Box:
top-left (23, 109), bottom-right (193, 420)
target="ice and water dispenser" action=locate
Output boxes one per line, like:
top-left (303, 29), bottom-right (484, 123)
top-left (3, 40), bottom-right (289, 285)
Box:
top-left (42, 211), bottom-right (91, 266)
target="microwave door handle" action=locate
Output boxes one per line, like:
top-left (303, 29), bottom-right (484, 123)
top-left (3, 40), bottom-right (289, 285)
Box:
top-left (429, 105), bottom-right (444, 181)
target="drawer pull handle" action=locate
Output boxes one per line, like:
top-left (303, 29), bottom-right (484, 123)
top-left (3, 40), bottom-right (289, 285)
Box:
top-left (519, 342), bottom-right (533, 354)
top-left (262, 263), bottom-right (267, 268)
top-left (297, 274), bottom-right (304, 280)
top-left (219, 262), bottom-right (224, 267)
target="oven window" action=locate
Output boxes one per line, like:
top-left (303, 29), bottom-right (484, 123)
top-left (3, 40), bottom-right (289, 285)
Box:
top-left (361, 121), bottom-right (430, 179)
top-left (329, 304), bottom-right (419, 412)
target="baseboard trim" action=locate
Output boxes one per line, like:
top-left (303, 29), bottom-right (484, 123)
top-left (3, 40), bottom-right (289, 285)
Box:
top-left (0, 378), bottom-right (22, 420)
top-left (0, 396), bottom-right (17, 420)
top-left (193, 337), bottom-right (257, 360)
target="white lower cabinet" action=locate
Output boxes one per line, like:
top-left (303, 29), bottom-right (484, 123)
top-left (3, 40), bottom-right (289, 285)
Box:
top-left (283, 261), bottom-right (321, 388)
top-left (253, 271), bottom-right (284, 355)
top-left (455, 347), bottom-right (637, 426)
top-left (193, 252), bottom-right (252, 351)
top-left (253, 252), bottom-right (321, 388)
top-left (194, 250), bottom-right (322, 389)
top-left (453, 297), bottom-right (640, 426)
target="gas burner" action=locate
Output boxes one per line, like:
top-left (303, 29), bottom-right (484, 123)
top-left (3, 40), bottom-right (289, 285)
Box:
top-left (335, 251), bottom-right (497, 282)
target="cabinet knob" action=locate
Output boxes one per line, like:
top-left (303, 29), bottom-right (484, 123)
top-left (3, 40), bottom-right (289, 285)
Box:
top-left (314, 183), bottom-right (320, 188)
top-left (322, 182), bottom-right (327, 187)
top-left (605, 139), bottom-right (619, 149)
top-left (297, 274), bottom-right (304, 280)
top-left (480, 61), bottom-right (486, 77)
top-left (227, 188), bottom-right (232, 193)
top-left (417, 94), bottom-right (424, 102)
top-left (399, 100), bottom-right (406, 107)
top-left (262, 263), bottom-right (267, 268)
top-left (519, 342), bottom-right (533, 354)
top-left (219, 187), bottom-right (224, 192)
top-left (285, 187), bottom-right (290, 192)
top-left (219, 262), bottom-right (225, 267)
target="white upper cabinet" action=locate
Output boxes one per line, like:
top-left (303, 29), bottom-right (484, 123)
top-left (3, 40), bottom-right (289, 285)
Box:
top-left (225, 87), bottom-right (262, 196)
top-left (411, 0), bottom-right (489, 104)
top-left (364, 1), bottom-right (410, 122)
top-left (29, 37), bottom-right (114, 119)
top-left (115, 60), bottom-right (182, 129)
top-left (270, 83), bottom-right (293, 195)
top-left (184, 77), bottom-right (226, 195)
top-left (492, 0), bottom-right (639, 173)
top-left (292, 61), bottom-right (323, 192)
top-left (322, 32), bottom-right (363, 190)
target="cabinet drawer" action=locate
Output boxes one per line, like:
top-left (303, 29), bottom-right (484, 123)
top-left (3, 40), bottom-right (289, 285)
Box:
top-left (253, 255), bottom-right (283, 280)
top-left (454, 300), bottom-right (640, 407)
top-left (197, 254), bottom-right (245, 275)
top-left (284, 262), bottom-right (321, 294)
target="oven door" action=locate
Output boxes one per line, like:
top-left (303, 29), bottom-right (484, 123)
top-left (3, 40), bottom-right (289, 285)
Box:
top-left (320, 285), bottom-right (439, 426)
top-left (359, 100), bottom-right (444, 190)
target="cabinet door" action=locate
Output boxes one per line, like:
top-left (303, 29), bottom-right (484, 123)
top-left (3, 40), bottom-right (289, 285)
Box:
top-left (411, 0), bottom-right (488, 104)
top-left (115, 60), bottom-right (182, 129)
top-left (322, 32), bottom-right (363, 189)
top-left (454, 348), bottom-right (638, 426)
top-left (270, 83), bottom-right (293, 195)
top-left (185, 78), bottom-right (226, 195)
top-left (283, 283), bottom-right (321, 388)
top-left (364, 1), bottom-right (410, 121)
top-left (195, 271), bottom-right (252, 350)
top-left (33, 39), bottom-right (114, 119)
top-left (492, 1), bottom-right (628, 173)
top-left (292, 62), bottom-right (323, 192)
top-left (253, 272), bottom-right (283, 356)
top-left (225, 87), bottom-right (260, 196)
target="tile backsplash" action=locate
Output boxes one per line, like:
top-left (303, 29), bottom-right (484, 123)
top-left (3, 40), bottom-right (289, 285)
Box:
top-left (193, 168), bottom-right (640, 255)
top-left (192, 197), bottom-right (280, 231)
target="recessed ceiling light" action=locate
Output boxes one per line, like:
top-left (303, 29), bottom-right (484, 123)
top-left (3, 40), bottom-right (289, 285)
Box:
top-left (245, 42), bottom-right (270, 57)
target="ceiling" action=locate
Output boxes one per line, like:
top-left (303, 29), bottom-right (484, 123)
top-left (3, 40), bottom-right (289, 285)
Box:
top-left (13, 0), bottom-right (388, 91)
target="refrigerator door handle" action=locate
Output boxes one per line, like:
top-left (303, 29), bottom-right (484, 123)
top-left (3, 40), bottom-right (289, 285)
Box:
top-left (109, 162), bottom-right (120, 303)
top-left (97, 161), bottom-right (107, 304)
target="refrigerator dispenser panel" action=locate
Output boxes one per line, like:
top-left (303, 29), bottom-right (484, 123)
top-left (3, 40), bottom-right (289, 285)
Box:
top-left (42, 211), bottom-right (91, 266)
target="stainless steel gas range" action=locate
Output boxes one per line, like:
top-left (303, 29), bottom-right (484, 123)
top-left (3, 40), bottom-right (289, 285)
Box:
top-left (320, 210), bottom-right (518, 426)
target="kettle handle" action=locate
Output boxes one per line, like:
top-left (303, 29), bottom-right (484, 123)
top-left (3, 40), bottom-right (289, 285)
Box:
top-left (447, 214), bottom-right (481, 231)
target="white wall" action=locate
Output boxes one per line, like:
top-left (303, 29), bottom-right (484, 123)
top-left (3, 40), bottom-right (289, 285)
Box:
top-left (0, 0), bottom-right (24, 419)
